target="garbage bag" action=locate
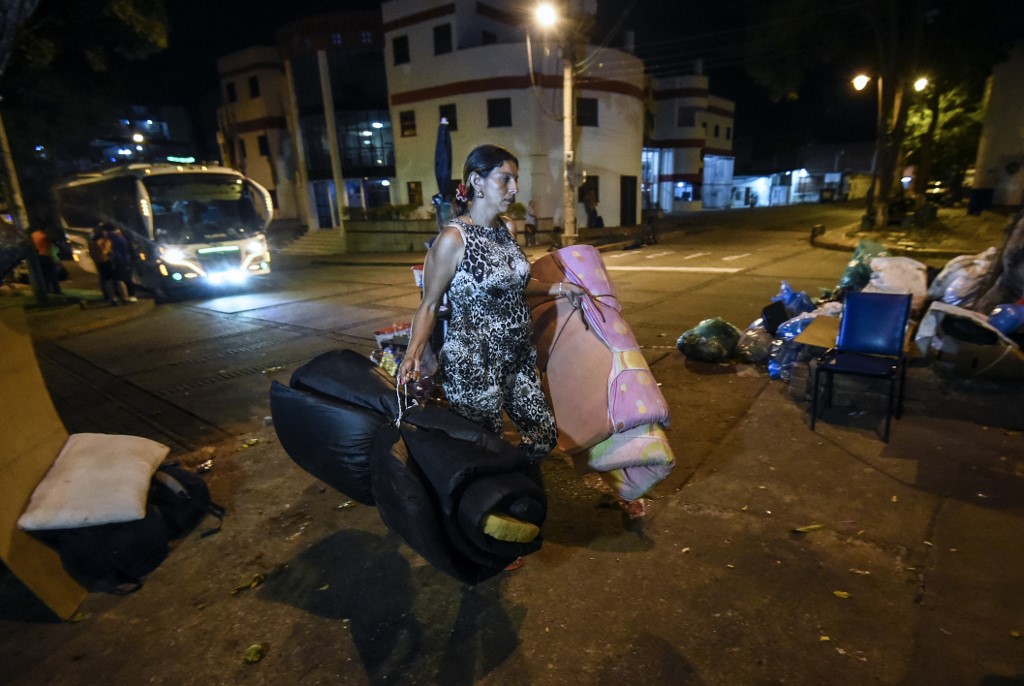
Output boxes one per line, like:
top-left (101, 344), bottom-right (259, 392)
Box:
top-left (771, 281), bottom-right (815, 317)
top-left (838, 240), bottom-right (888, 291)
top-left (927, 247), bottom-right (999, 308)
top-left (676, 317), bottom-right (742, 362)
top-left (768, 310), bottom-right (835, 380)
top-left (974, 208), bottom-right (1024, 313)
top-left (863, 256), bottom-right (928, 313)
top-left (988, 303), bottom-right (1024, 335)
top-left (736, 321), bottom-right (773, 363)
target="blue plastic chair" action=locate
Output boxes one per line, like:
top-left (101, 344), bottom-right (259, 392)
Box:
top-left (810, 292), bottom-right (912, 442)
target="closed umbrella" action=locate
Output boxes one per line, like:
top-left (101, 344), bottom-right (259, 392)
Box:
top-left (429, 118), bottom-right (453, 348)
top-left (433, 117), bottom-right (452, 232)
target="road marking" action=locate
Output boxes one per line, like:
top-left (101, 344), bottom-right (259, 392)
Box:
top-left (644, 251), bottom-right (674, 259)
top-left (682, 251), bottom-right (711, 260)
top-left (606, 266), bottom-right (741, 273)
top-left (606, 252), bottom-right (632, 259)
top-left (722, 253), bottom-right (751, 261)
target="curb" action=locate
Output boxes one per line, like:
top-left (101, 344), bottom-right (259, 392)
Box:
top-left (810, 223), bottom-right (982, 260)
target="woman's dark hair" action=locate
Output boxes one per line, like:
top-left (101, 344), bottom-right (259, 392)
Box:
top-left (456, 144), bottom-right (518, 214)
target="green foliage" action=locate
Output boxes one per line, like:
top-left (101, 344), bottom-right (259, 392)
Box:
top-left (904, 85), bottom-right (983, 182)
top-left (1, 0), bottom-right (168, 219)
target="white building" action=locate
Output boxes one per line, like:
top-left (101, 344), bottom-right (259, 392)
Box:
top-left (973, 42), bottom-right (1024, 209)
top-left (216, 46), bottom-right (302, 228)
top-left (381, 0), bottom-right (645, 230)
top-left (644, 72), bottom-right (735, 211)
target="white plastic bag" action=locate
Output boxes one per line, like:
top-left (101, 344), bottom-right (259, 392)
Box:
top-left (863, 256), bottom-right (929, 313)
top-left (927, 247), bottom-right (999, 307)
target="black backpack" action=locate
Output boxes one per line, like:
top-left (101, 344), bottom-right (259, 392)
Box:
top-left (149, 463), bottom-right (225, 539)
top-left (33, 464), bottom-right (225, 593)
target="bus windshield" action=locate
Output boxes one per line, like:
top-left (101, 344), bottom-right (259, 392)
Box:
top-left (146, 174), bottom-right (265, 245)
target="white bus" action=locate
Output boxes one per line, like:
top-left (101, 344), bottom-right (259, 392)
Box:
top-left (53, 163), bottom-right (273, 298)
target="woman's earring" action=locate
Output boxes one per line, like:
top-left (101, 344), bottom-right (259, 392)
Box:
top-left (476, 190), bottom-right (484, 198)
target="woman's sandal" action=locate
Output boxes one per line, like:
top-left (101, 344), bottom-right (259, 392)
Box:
top-left (618, 497), bottom-right (651, 520)
top-left (504, 556), bottom-right (526, 572)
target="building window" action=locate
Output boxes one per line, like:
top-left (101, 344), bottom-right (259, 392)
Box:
top-left (331, 32), bottom-right (342, 46)
top-left (577, 97), bottom-right (598, 127)
top-left (361, 31), bottom-right (372, 45)
top-left (400, 110), bottom-right (416, 137)
top-left (439, 103), bottom-right (458, 131)
top-left (257, 134), bottom-right (269, 156)
top-left (238, 138), bottom-right (247, 159)
top-left (674, 182), bottom-right (694, 201)
top-left (677, 106), bottom-right (698, 127)
top-left (482, 31), bottom-right (497, 44)
top-left (714, 124), bottom-right (720, 138)
top-left (393, 35), bottom-right (410, 65)
top-left (225, 82), bottom-right (237, 103)
top-left (487, 98), bottom-right (512, 128)
top-left (248, 75), bottom-right (260, 99)
top-left (434, 24), bottom-right (452, 55)
top-left (726, 126), bottom-right (732, 140)
top-left (408, 181), bottom-right (423, 206)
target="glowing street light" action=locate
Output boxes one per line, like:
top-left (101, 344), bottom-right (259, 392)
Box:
top-left (535, 2), bottom-right (558, 28)
top-left (852, 74), bottom-right (871, 91)
top-left (534, 2), bottom-right (577, 246)
top-left (913, 77), bottom-right (929, 92)
top-left (131, 132), bottom-right (145, 143)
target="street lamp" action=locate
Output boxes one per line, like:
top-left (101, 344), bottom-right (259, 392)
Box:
top-left (852, 73), bottom-right (885, 227)
top-left (534, 2), bottom-right (577, 246)
top-left (853, 72), bottom-right (928, 226)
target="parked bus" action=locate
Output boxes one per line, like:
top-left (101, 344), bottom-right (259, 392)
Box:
top-left (53, 163), bottom-right (273, 298)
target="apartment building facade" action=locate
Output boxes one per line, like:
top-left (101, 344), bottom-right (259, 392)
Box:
top-left (382, 0), bottom-right (645, 230)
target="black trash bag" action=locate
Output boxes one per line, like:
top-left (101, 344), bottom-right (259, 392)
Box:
top-left (270, 381), bottom-right (380, 505)
top-left (677, 317), bottom-right (743, 362)
top-left (736, 322), bottom-right (773, 363)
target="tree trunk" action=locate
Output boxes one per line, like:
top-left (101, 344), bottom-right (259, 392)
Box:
top-left (0, 109), bottom-right (47, 305)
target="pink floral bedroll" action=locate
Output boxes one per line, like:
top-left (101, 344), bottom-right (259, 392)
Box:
top-left (530, 246), bottom-right (675, 501)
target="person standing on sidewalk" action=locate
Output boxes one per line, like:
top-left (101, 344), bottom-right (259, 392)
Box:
top-left (31, 226), bottom-right (62, 295)
top-left (108, 226), bottom-right (138, 302)
top-left (89, 224), bottom-right (121, 305)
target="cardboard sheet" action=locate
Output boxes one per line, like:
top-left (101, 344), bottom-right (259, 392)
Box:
top-left (0, 307), bottom-right (88, 619)
top-left (793, 315), bottom-right (840, 349)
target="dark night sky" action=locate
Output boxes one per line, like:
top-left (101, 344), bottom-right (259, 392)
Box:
top-left (133, 0), bottom-right (877, 152)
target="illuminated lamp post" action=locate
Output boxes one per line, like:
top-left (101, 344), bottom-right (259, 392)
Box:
top-left (852, 73), bottom-right (884, 228)
top-left (534, 2), bottom-right (577, 246)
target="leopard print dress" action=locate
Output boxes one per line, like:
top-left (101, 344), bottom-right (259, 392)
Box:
top-left (439, 217), bottom-right (557, 462)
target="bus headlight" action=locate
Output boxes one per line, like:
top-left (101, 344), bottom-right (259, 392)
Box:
top-left (246, 239), bottom-right (265, 255)
top-left (162, 247), bottom-right (186, 263)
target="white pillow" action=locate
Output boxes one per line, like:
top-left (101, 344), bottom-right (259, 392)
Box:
top-left (18, 433), bottom-right (170, 531)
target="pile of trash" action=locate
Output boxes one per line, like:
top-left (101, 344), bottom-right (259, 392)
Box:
top-left (676, 206), bottom-right (1024, 381)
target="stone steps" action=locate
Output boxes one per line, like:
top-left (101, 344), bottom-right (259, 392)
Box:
top-left (276, 229), bottom-right (345, 256)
